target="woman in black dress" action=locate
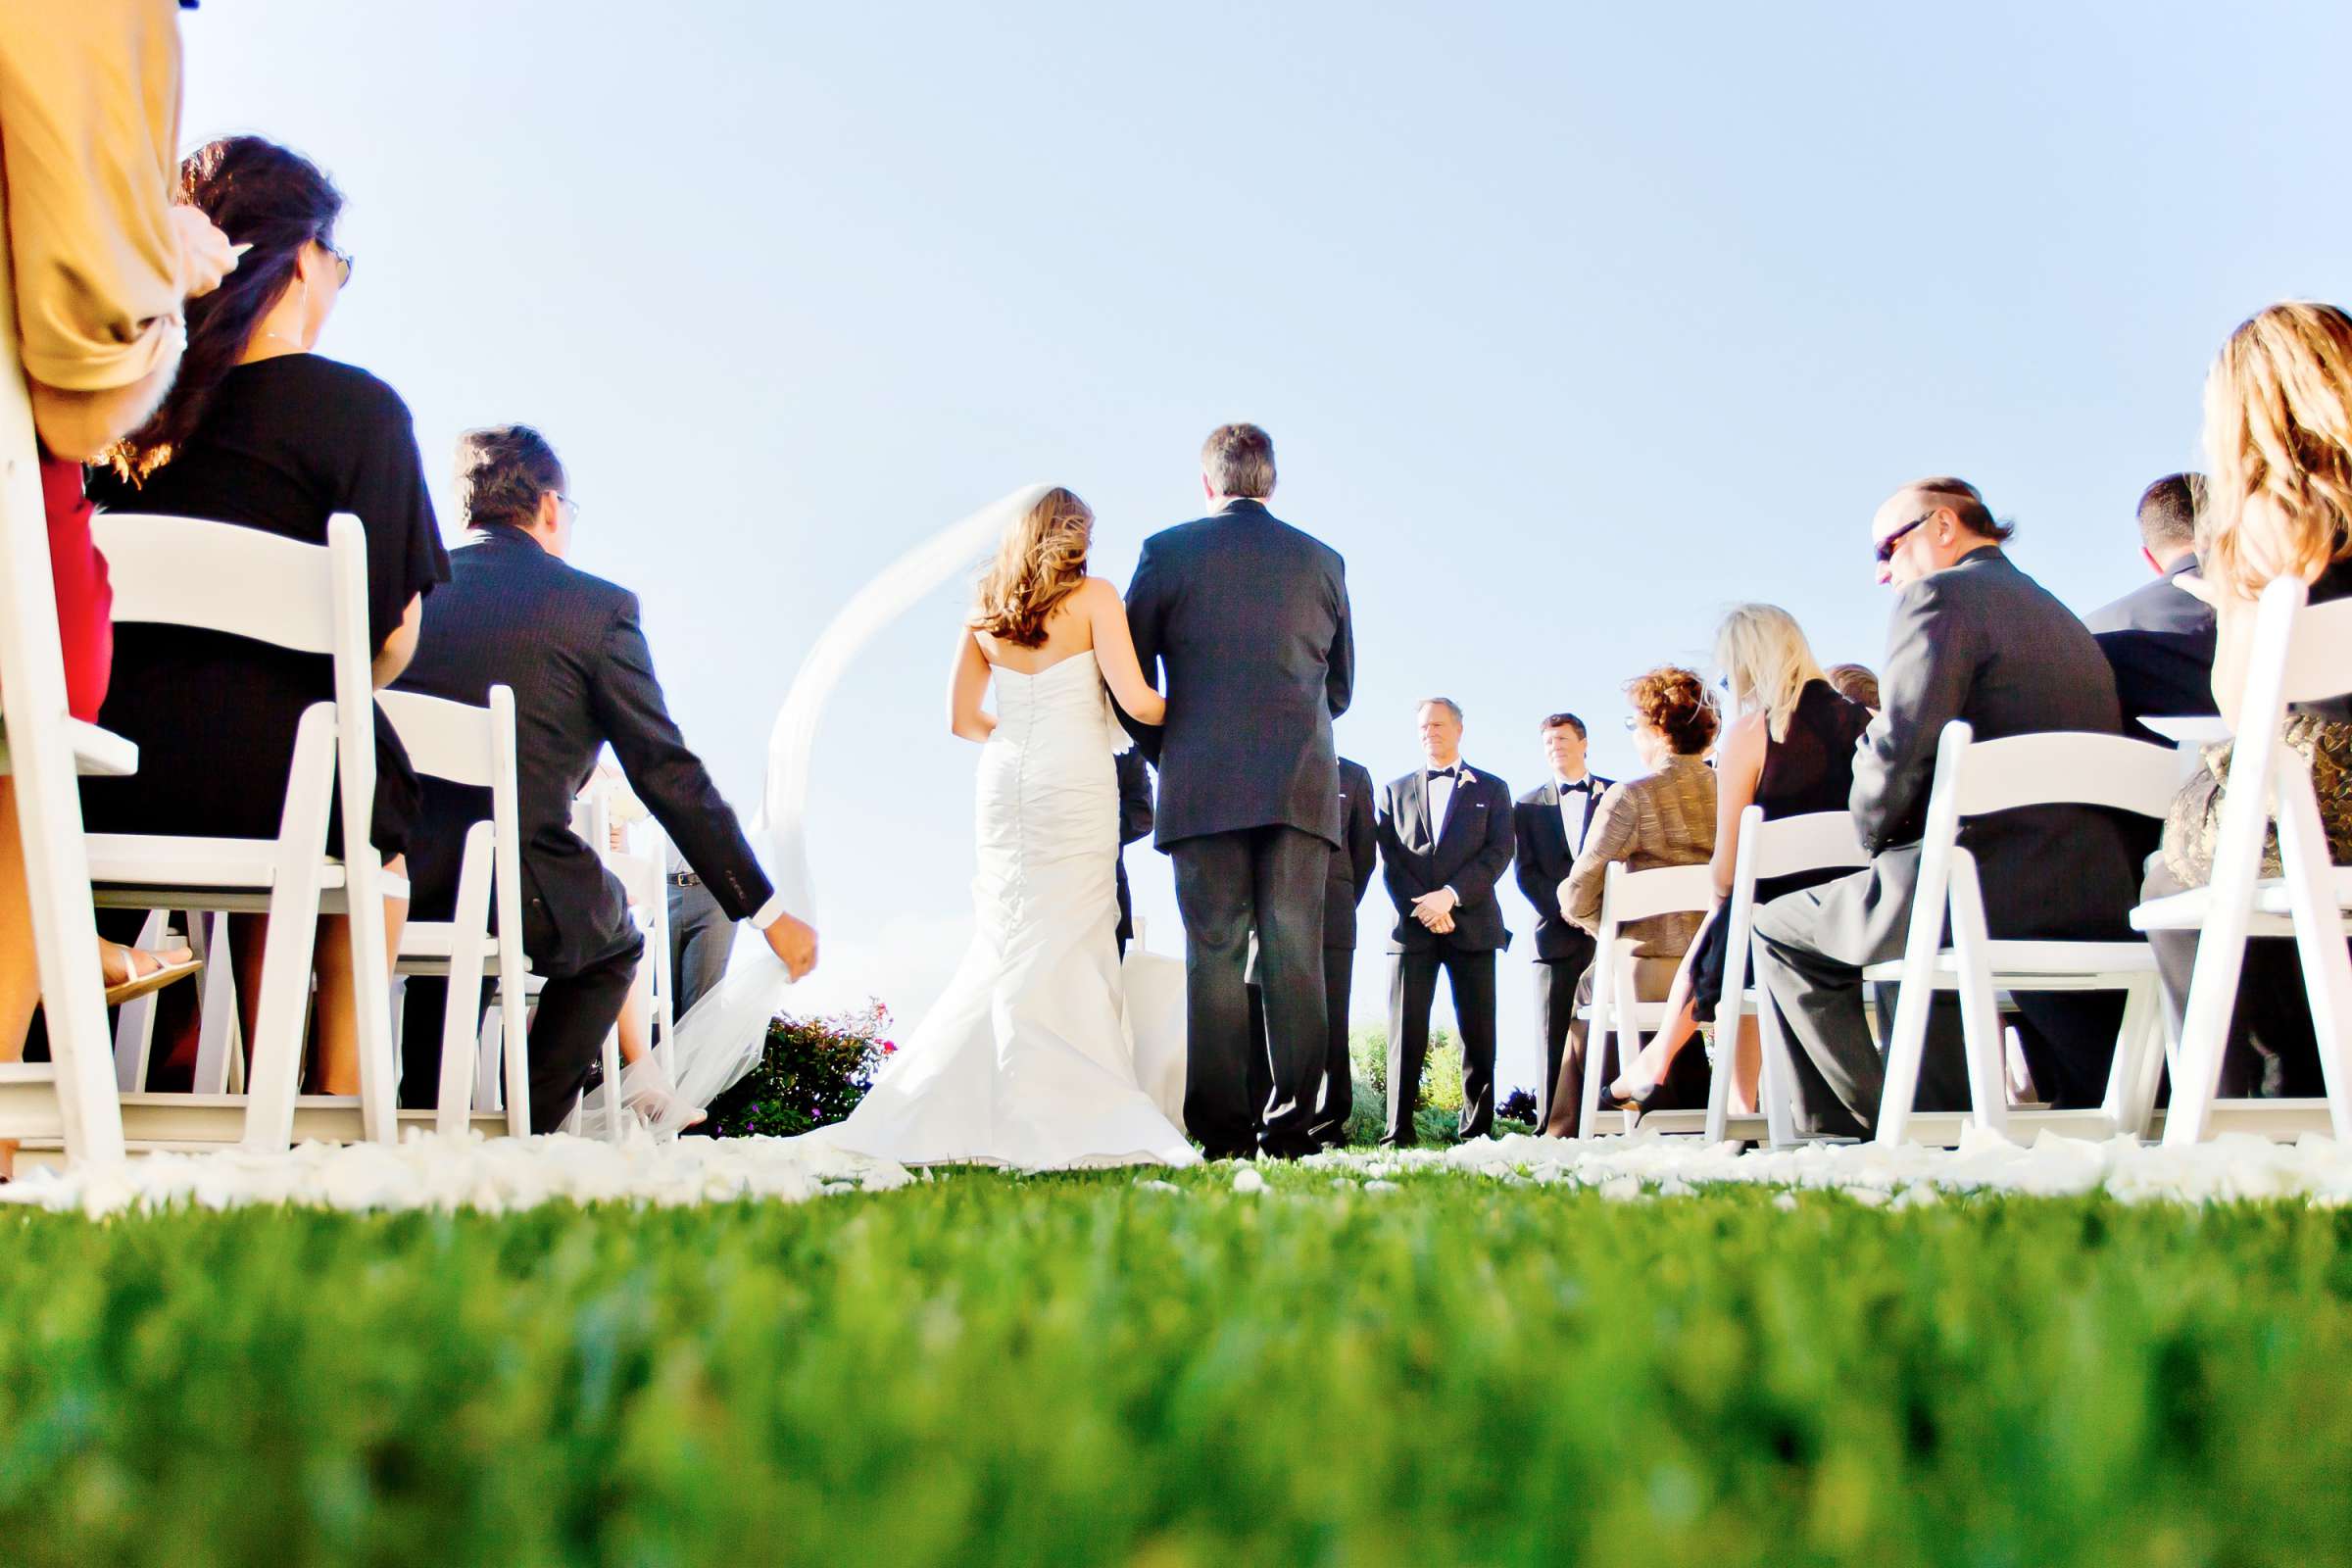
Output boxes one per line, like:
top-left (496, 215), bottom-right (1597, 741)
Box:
top-left (87, 136), bottom-right (448, 1097)
top-left (1605, 605), bottom-right (1870, 1114)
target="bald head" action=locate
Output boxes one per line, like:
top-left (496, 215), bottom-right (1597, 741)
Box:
top-left (1871, 475), bottom-right (2015, 587)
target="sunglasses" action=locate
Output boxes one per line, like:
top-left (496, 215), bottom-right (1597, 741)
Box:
top-left (320, 241), bottom-right (354, 288)
top-left (1875, 511), bottom-right (1932, 564)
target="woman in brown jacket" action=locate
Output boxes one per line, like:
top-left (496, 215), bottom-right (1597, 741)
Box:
top-left (1542, 666), bottom-right (1718, 1136)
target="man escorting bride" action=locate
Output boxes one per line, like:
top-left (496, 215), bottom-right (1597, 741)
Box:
top-left (818, 424), bottom-right (1351, 1168)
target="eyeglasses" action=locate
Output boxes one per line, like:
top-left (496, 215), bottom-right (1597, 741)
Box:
top-left (1875, 511), bottom-right (1932, 564)
top-left (319, 241), bottom-right (354, 287)
top-left (555, 492), bottom-right (582, 523)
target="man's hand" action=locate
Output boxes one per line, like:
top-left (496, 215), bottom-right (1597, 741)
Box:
top-left (1411, 887), bottom-right (1459, 927)
top-left (762, 910), bottom-right (819, 981)
top-left (170, 205), bottom-right (242, 299)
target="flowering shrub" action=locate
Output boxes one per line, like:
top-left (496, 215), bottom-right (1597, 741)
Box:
top-left (1497, 1087), bottom-right (1540, 1129)
top-left (694, 999), bottom-right (895, 1140)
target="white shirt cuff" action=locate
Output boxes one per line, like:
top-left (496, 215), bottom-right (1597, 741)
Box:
top-left (751, 892), bottom-right (792, 929)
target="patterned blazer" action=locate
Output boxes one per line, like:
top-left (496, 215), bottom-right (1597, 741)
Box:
top-left (1563, 753), bottom-right (1716, 959)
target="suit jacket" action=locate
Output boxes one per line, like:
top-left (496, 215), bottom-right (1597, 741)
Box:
top-left (396, 526), bottom-right (772, 974)
top-left (2083, 554), bottom-right (2219, 740)
top-left (1328, 757), bottom-right (1378, 950)
top-left (1851, 545), bottom-right (2136, 938)
top-left (1563, 756), bottom-right (1714, 960)
top-left (1514, 774), bottom-right (1614, 962)
top-left (1377, 761), bottom-right (1515, 954)
top-left (1123, 499), bottom-right (1353, 847)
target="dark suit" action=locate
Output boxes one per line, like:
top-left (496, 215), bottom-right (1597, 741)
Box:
top-left (396, 525), bottom-right (773, 1132)
top-left (1125, 498), bottom-right (1354, 1158)
top-left (2085, 554), bottom-right (2218, 742)
top-left (1248, 757), bottom-right (1378, 1146)
top-left (1113, 750), bottom-right (1153, 955)
top-left (1377, 761), bottom-right (1515, 1144)
top-left (1514, 773), bottom-right (1612, 1128)
top-left (1752, 547), bottom-right (2137, 1137)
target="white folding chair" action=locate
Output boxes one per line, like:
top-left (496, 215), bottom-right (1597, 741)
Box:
top-left (0, 219), bottom-right (130, 1165)
top-left (1649, 808), bottom-right (1869, 1147)
top-left (2135, 578), bottom-right (2352, 1146)
top-left (1573, 860), bottom-right (1717, 1137)
top-left (1869, 722), bottom-right (2183, 1148)
top-left (380, 687), bottom-right (532, 1137)
top-left (85, 512), bottom-right (401, 1150)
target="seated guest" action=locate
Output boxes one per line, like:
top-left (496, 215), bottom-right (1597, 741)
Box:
top-left (1606, 606), bottom-right (1872, 1114)
top-left (2085, 473), bottom-right (2218, 739)
top-left (86, 136), bottom-right (445, 1097)
top-left (1514, 713), bottom-right (1610, 1131)
top-left (2144, 302), bottom-right (2352, 1098)
top-left (1751, 479), bottom-right (2136, 1138)
top-left (396, 426), bottom-right (816, 1131)
top-left (0, 1), bottom-right (235, 1169)
top-left (1541, 667), bottom-right (1718, 1137)
top-left (1377, 700), bottom-right (1513, 1145)
top-left (1824, 663), bottom-right (1880, 711)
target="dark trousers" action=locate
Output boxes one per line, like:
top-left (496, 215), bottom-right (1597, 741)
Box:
top-left (1248, 948), bottom-right (1355, 1147)
top-left (1532, 948), bottom-right (1593, 1130)
top-left (1170, 825), bottom-right (1329, 1158)
top-left (666, 875), bottom-right (731, 1017)
top-left (1384, 944), bottom-right (1498, 1145)
top-left (1754, 879), bottom-right (2124, 1139)
top-left (2145, 858), bottom-right (2340, 1098)
top-left (401, 925), bottom-right (645, 1135)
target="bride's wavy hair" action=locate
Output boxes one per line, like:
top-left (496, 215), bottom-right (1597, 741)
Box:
top-left (970, 487), bottom-right (1094, 648)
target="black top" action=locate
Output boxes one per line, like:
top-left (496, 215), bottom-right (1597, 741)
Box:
top-left (81, 354), bottom-right (449, 856)
top-left (1687, 679), bottom-right (1873, 1018)
top-left (1757, 680), bottom-right (1874, 821)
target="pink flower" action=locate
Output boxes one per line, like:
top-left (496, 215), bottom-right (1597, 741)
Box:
top-left (881, 1042), bottom-right (897, 1054)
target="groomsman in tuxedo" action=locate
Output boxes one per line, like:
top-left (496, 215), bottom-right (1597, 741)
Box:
top-left (1124, 423), bottom-right (1354, 1159)
top-left (396, 426), bottom-right (818, 1130)
top-left (1377, 700), bottom-right (1514, 1145)
top-left (1513, 712), bottom-right (1612, 1129)
top-left (1247, 757), bottom-right (1379, 1146)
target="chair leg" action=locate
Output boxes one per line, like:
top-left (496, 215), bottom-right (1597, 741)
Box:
top-left (2110, 976), bottom-right (2165, 1140)
top-left (244, 706), bottom-right (335, 1152)
top-left (437, 824), bottom-right (496, 1137)
top-left (2275, 761), bottom-right (2352, 1142)
top-left (603, 1027), bottom-right (625, 1143)
top-left (192, 913), bottom-right (242, 1096)
top-left (1947, 854), bottom-right (2009, 1139)
top-left (1578, 935), bottom-right (1619, 1138)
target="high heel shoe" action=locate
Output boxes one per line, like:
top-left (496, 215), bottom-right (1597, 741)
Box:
top-left (1597, 1078), bottom-right (1660, 1116)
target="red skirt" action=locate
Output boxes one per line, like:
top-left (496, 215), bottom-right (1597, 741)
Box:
top-left (38, 455), bottom-right (111, 723)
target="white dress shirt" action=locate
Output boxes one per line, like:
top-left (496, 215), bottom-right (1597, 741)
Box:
top-left (1426, 762), bottom-right (1463, 848)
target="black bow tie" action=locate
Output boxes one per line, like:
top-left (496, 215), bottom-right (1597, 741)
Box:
top-left (1427, 766), bottom-right (1459, 781)
top-left (1560, 779), bottom-right (1592, 794)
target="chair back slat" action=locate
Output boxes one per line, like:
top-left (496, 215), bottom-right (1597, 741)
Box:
top-left (377, 688), bottom-right (510, 787)
top-left (1748, 809), bottom-right (1868, 880)
top-left (2282, 589), bottom-right (2352, 707)
top-left (92, 513), bottom-right (353, 653)
top-left (1950, 729), bottom-right (2184, 819)
top-left (1603, 861), bottom-right (1715, 923)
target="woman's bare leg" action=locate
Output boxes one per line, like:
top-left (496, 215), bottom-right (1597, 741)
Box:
top-left (309, 856), bottom-right (408, 1097)
top-left (1731, 1014), bottom-right (1761, 1115)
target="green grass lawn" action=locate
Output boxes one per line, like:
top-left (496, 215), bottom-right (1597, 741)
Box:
top-left (2, 1164), bottom-right (2348, 1567)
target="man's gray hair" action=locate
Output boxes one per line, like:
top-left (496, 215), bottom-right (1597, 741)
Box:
top-left (1201, 422), bottom-right (1276, 499)
top-left (1418, 697), bottom-right (1464, 723)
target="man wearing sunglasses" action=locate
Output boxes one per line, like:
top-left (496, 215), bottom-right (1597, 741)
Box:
top-left (1747, 477), bottom-right (2136, 1138)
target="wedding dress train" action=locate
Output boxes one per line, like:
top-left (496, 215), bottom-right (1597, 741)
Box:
top-left (809, 651), bottom-right (1198, 1169)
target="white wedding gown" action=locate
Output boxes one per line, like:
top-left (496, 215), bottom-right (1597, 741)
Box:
top-left (809, 651), bottom-right (1199, 1169)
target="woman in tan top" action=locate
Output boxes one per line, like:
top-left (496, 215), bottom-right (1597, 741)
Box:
top-left (1542, 666), bottom-right (1718, 1136)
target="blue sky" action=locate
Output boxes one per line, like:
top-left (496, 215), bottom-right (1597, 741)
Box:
top-left (185, 2), bottom-right (2351, 1094)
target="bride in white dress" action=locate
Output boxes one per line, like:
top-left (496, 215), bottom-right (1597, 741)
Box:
top-left (814, 488), bottom-right (1199, 1169)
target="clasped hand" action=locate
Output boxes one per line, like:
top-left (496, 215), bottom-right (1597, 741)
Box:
top-left (1411, 887), bottom-right (1459, 934)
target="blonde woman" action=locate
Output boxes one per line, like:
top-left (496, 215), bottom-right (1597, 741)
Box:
top-left (1595, 609), bottom-right (1870, 1119)
top-left (2148, 301), bottom-right (2352, 1095)
top-left (813, 487), bottom-right (1194, 1169)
